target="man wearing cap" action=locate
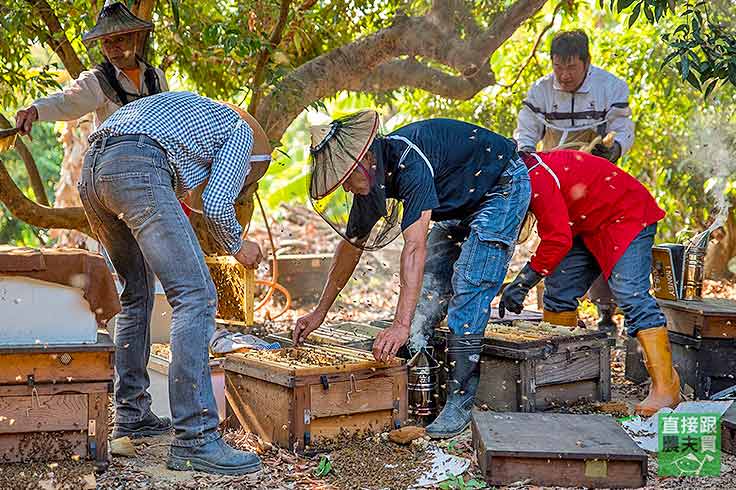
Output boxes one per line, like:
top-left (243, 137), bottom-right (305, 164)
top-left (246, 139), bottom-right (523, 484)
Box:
top-left (498, 149), bottom-right (680, 416)
top-left (293, 113), bottom-right (531, 438)
top-left (78, 91), bottom-right (263, 475)
top-left (14, 1), bottom-right (167, 134)
top-left (513, 29), bottom-right (636, 334)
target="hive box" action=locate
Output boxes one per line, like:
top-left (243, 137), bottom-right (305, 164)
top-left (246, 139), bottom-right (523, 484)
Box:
top-left (224, 344), bottom-right (407, 451)
top-left (436, 321), bottom-right (613, 412)
top-left (472, 410), bottom-right (647, 488)
top-left (0, 333), bottom-right (114, 470)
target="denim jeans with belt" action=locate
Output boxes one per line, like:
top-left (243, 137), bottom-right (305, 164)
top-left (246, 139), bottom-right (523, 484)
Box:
top-left (78, 134), bottom-right (220, 447)
top-left (543, 223), bottom-right (667, 337)
top-left (409, 158), bottom-right (531, 341)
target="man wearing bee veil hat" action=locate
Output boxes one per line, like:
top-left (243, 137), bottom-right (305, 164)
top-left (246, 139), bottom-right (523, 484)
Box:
top-left (293, 112), bottom-right (531, 438)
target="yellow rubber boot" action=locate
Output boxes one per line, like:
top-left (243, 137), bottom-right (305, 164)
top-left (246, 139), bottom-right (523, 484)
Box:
top-left (543, 309), bottom-right (578, 327)
top-left (635, 327), bottom-right (682, 416)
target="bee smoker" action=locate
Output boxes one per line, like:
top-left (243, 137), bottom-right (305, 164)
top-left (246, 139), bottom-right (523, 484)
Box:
top-left (682, 233), bottom-right (709, 301)
top-left (407, 346), bottom-right (439, 425)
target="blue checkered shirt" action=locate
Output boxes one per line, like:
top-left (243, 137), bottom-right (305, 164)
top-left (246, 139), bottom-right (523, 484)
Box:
top-left (89, 91), bottom-right (253, 254)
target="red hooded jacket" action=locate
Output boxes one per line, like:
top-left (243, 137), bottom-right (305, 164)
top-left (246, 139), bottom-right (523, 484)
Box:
top-left (523, 150), bottom-right (665, 278)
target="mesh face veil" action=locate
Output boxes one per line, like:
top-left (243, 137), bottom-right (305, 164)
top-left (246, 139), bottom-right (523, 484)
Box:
top-left (308, 111), bottom-right (404, 250)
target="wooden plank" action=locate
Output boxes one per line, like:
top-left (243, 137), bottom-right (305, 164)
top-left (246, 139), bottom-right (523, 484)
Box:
top-left (88, 390), bottom-right (108, 463)
top-left (471, 410), bottom-right (647, 460)
top-left (0, 394), bottom-right (87, 434)
top-left (484, 455), bottom-right (646, 489)
top-left (535, 348), bottom-right (600, 386)
top-left (658, 298), bottom-right (736, 315)
top-left (535, 381), bottom-right (599, 410)
top-left (310, 410), bottom-right (395, 442)
top-left (0, 351), bottom-right (113, 385)
top-left (0, 332), bottom-right (114, 354)
top-left (292, 385), bottom-right (307, 451)
top-left (310, 377), bottom-right (395, 417)
top-left (244, 268), bottom-right (255, 326)
top-left (0, 431), bottom-right (87, 463)
top-left (224, 373), bottom-right (291, 448)
top-left (519, 360), bottom-right (535, 412)
top-left (393, 368), bottom-right (408, 427)
top-left (0, 382), bottom-right (110, 397)
top-left (476, 357), bottom-right (519, 411)
top-left (598, 345), bottom-right (611, 402)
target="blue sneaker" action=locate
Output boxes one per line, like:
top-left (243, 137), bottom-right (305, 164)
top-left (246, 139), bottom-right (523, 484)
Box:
top-left (167, 436), bottom-right (262, 476)
top-left (113, 411), bottom-right (172, 439)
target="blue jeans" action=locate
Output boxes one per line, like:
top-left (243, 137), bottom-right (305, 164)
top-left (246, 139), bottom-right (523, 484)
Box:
top-left (78, 135), bottom-right (220, 447)
top-left (543, 223), bottom-right (667, 336)
top-left (410, 158), bottom-right (531, 339)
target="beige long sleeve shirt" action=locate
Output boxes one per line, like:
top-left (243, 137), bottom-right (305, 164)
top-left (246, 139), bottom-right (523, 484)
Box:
top-left (33, 61), bottom-right (168, 127)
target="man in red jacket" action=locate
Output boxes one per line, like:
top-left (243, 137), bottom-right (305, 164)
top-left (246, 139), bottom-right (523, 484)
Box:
top-left (499, 149), bottom-right (680, 416)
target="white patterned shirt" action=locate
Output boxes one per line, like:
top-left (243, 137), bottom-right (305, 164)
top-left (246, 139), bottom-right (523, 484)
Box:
top-left (89, 91), bottom-right (254, 254)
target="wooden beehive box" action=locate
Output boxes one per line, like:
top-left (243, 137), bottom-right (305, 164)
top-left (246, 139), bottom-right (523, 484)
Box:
top-left (658, 298), bottom-right (736, 338)
top-left (472, 410), bottom-right (647, 489)
top-left (437, 320), bottom-right (613, 412)
top-left (0, 332), bottom-right (114, 469)
top-left (224, 344), bottom-right (407, 451)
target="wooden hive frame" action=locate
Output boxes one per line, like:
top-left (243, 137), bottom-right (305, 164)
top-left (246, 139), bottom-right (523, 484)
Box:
top-left (205, 256), bottom-right (255, 326)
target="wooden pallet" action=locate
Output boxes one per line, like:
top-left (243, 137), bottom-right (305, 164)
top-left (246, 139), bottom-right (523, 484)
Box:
top-left (223, 344), bottom-right (407, 451)
top-left (0, 333), bottom-right (113, 469)
top-left (472, 410), bottom-right (647, 488)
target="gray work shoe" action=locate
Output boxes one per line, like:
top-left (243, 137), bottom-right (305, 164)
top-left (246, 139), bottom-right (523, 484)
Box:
top-left (113, 411), bottom-right (173, 439)
top-left (427, 333), bottom-right (483, 439)
top-left (167, 436), bottom-right (262, 475)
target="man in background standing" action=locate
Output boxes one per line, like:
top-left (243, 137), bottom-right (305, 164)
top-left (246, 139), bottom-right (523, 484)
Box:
top-left (514, 29), bottom-right (635, 333)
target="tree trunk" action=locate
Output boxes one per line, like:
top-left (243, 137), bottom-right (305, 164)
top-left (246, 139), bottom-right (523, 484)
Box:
top-left (48, 119), bottom-right (94, 247)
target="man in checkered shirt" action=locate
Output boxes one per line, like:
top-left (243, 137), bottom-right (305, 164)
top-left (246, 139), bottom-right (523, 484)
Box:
top-left (79, 91), bottom-right (263, 475)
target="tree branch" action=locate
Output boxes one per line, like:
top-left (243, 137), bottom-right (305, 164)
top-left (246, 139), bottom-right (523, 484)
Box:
top-left (0, 157), bottom-right (89, 233)
top-left (27, 0), bottom-right (85, 78)
top-left (249, 0), bottom-right (292, 115)
top-left (353, 58), bottom-right (494, 99)
top-left (0, 114), bottom-right (50, 207)
top-left (496, 0), bottom-right (566, 90)
top-left (470, 0), bottom-right (550, 57)
top-left (258, 1), bottom-right (551, 141)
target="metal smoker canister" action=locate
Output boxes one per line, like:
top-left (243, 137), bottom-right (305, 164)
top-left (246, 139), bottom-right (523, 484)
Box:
top-left (407, 346), bottom-right (439, 423)
top-left (682, 244), bottom-right (706, 300)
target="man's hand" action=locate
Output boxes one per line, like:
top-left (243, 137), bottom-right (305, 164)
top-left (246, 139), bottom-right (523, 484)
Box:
top-left (372, 322), bottom-right (410, 362)
top-left (499, 263), bottom-right (543, 318)
top-left (591, 141), bottom-right (622, 163)
top-left (15, 106), bottom-right (38, 136)
top-left (293, 309), bottom-right (327, 345)
top-left (234, 239), bottom-right (262, 269)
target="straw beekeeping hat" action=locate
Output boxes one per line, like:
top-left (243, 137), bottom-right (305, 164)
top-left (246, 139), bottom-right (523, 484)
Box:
top-left (82, 1), bottom-right (153, 45)
top-left (308, 110), bottom-right (380, 200)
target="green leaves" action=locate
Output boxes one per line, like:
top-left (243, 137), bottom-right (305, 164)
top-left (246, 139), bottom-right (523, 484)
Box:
top-left (612, 0), bottom-right (736, 94)
top-left (314, 455), bottom-right (332, 477)
top-left (439, 474), bottom-right (487, 490)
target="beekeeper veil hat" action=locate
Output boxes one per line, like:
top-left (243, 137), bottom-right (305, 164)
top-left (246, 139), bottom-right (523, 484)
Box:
top-left (308, 111), bottom-right (403, 250)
